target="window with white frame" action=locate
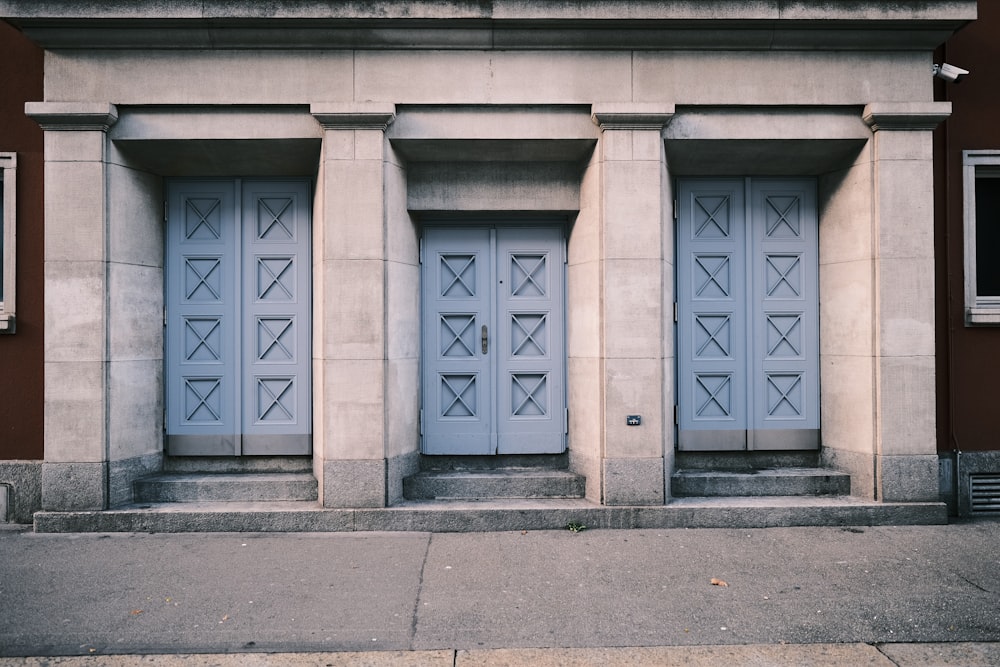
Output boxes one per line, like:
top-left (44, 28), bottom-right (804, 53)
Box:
top-left (964, 150), bottom-right (1000, 326)
top-left (0, 153), bottom-right (15, 333)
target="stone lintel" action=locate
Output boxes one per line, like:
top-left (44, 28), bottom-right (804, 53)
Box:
top-left (25, 102), bottom-right (119, 132)
top-left (592, 103), bottom-right (675, 131)
top-left (862, 102), bottom-right (952, 132)
top-left (311, 103), bottom-right (396, 131)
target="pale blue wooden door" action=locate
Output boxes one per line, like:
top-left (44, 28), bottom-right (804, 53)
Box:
top-left (421, 225), bottom-right (566, 455)
top-left (677, 178), bottom-right (818, 451)
top-left (166, 179), bottom-right (311, 456)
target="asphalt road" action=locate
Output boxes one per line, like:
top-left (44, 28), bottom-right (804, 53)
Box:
top-left (1, 521), bottom-right (998, 658)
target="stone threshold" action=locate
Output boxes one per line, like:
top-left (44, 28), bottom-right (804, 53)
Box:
top-left (32, 497), bottom-right (947, 533)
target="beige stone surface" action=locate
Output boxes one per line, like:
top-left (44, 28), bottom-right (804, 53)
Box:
top-left (566, 260), bottom-right (601, 359)
top-left (384, 357), bottom-right (419, 460)
top-left (819, 258), bottom-right (873, 357)
top-left (320, 159), bottom-right (386, 260)
top-left (43, 361), bottom-right (106, 462)
top-left (876, 355), bottom-right (936, 457)
top-left (318, 259), bottom-right (386, 360)
top-left (601, 161), bottom-right (665, 260)
top-left (107, 162), bottom-right (163, 268)
top-left (602, 258), bottom-right (663, 359)
top-left (43, 260), bottom-right (106, 362)
top-left (820, 354), bottom-right (876, 457)
top-left (877, 257), bottom-right (935, 358)
top-left (318, 359), bottom-right (386, 460)
top-left (819, 159), bottom-right (873, 266)
top-left (603, 357), bottom-right (664, 459)
top-left (108, 262), bottom-right (162, 362)
top-left (44, 160), bottom-right (107, 262)
top-left (635, 51), bottom-right (927, 105)
top-left (107, 359), bottom-right (163, 461)
top-left (45, 50), bottom-right (354, 104)
top-left (386, 260), bottom-right (420, 361)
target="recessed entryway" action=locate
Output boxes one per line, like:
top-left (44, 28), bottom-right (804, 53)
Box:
top-left (164, 179), bottom-right (312, 456)
top-left (420, 224), bottom-right (567, 455)
top-left (676, 178), bottom-right (819, 451)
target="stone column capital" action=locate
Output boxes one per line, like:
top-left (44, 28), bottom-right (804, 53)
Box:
top-left (592, 103), bottom-right (675, 131)
top-left (311, 103), bottom-right (396, 131)
top-left (862, 102), bottom-right (952, 132)
top-left (25, 102), bottom-right (119, 132)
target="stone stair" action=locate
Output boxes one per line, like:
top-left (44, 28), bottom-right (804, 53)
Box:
top-left (671, 467), bottom-right (850, 497)
top-left (133, 456), bottom-right (317, 505)
top-left (134, 472), bottom-right (318, 504)
top-left (670, 451), bottom-right (851, 499)
top-left (403, 454), bottom-right (586, 501)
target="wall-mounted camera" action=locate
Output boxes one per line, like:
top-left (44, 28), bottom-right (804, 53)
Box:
top-left (933, 63), bottom-right (970, 83)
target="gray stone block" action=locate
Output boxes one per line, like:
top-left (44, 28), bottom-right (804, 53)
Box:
top-left (402, 469), bottom-right (585, 500)
top-left (134, 473), bottom-right (318, 503)
top-left (603, 457), bottom-right (664, 506)
top-left (879, 454), bottom-right (939, 502)
top-left (671, 467), bottom-right (851, 497)
top-left (323, 459), bottom-right (386, 508)
top-left (0, 461), bottom-right (42, 523)
top-left (41, 462), bottom-right (107, 511)
top-left (109, 452), bottom-right (162, 507)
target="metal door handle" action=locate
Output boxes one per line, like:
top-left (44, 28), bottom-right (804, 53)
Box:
top-left (482, 325), bottom-right (488, 354)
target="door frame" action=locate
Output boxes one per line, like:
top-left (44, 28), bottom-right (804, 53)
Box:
top-left (419, 219), bottom-right (569, 455)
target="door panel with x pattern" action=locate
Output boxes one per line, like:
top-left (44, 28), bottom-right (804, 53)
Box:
top-left (421, 225), bottom-right (566, 455)
top-left (166, 179), bottom-right (312, 456)
top-left (677, 178), bottom-right (818, 451)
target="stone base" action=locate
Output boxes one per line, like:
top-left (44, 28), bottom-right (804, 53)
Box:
top-left (0, 461), bottom-right (42, 523)
top-left (602, 457), bottom-right (664, 506)
top-left (386, 450), bottom-right (420, 506)
top-left (42, 462), bottom-right (108, 511)
top-left (322, 459), bottom-right (387, 508)
top-left (878, 454), bottom-right (939, 502)
top-left (109, 452), bottom-right (163, 507)
top-left (822, 447), bottom-right (876, 500)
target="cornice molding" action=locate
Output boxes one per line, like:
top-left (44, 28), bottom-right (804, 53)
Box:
top-left (862, 102), bottom-right (952, 132)
top-left (592, 104), bottom-right (675, 131)
top-left (24, 102), bottom-right (119, 132)
top-left (311, 103), bottom-right (396, 131)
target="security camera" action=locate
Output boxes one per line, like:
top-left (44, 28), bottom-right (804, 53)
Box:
top-left (933, 63), bottom-right (970, 83)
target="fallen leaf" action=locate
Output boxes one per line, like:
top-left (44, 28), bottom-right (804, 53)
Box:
top-left (130, 610), bottom-right (144, 615)
top-left (710, 578), bottom-right (729, 587)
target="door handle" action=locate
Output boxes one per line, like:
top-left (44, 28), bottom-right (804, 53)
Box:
top-left (482, 324), bottom-right (488, 354)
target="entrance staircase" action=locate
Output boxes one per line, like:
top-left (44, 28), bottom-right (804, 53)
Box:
top-left (402, 454), bottom-right (585, 501)
top-left (671, 452), bottom-right (851, 499)
top-left (30, 452), bottom-right (947, 533)
top-left (133, 456), bottom-right (317, 505)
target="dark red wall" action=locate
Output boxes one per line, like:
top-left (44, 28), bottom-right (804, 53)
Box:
top-left (0, 21), bottom-right (44, 460)
top-left (935, 0), bottom-right (1000, 453)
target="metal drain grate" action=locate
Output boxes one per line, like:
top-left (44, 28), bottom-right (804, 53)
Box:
top-left (970, 474), bottom-right (1000, 514)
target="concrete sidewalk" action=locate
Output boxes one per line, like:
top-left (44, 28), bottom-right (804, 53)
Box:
top-left (1, 522), bottom-right (998, 664)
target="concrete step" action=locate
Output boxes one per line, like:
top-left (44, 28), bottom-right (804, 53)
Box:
top-left (32, 497), bottom-right (947, 533)
top-left (671, 467), bottom-right (851, 497)
top-left (403, 469), bottom-right (586, 500)
top-left (134, 473), bottom-right (318, 504)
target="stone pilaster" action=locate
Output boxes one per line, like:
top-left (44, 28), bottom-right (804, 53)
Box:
top-left (311, 104), bottom-right (396, 508)
top-left (590, 104), bottom-right (674, 505)
top-left (862, 102), bottom-right (951, 502)
top-left (26, 102), bottom-right (119, 511)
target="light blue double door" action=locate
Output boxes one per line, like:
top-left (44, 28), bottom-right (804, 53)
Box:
top-left (421, 225), bottom-right (567, 455)
top-left (677, 178), bottom-right (820, 451)
top-left (165, 179), bottom-right (311, 456)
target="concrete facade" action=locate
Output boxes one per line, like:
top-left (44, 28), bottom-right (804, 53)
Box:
top-left (1, 1), bottom-right (976, 515)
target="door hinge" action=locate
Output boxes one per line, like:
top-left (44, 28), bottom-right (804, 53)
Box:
top-left (673, 200), bottom-right (678, 222)
top-left (418, 238), bottom-right (424, 265)
top-left (674, 405), bottom-right (678, 425)
top-left (564, 408), bottom-right (569, 434)
top-left (419, 409), bottom-right (424, 436)
top-left (673, 302), bottom-right (678, 323)
top-left (163, 307), bottom-right (168, 327)
top-left (163, 200), bottom-right (168, 223)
